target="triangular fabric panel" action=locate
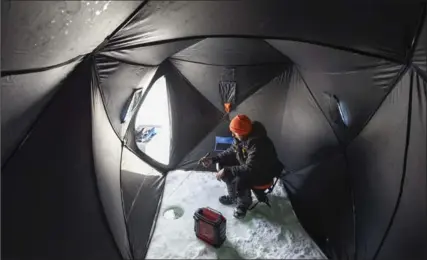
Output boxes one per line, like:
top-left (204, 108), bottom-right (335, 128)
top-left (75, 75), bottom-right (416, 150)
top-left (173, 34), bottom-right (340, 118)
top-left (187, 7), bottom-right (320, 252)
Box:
top-left (109, 1), bottom-right (423, 62)
top-left (300, 61), bottom-right (403, 143)
top-left (278, 70), bottom-right (340, 171)
top-left (1, 59), bottom-right (121, 259)
top-left (171, 59), bottom-right (287, 111)
top-left (91, 79), bottom-right (132, 259)
top-left (94, 55), bottom-right (157, 139)
top-left (121, 147), bottom-right (165, 259)
top-left (413, 16), bottom-right (426, 73)
top-left (1, 1), bottom-right (142, 70)
top-left (1, 59), bottom-right (79, 166)
top-left (177, 119), bottom-right (231, 170)
top-left (282, 154), bottom-right (354, 259)
top-left (278, 69), bottom-right (352, 258)
top-left (376, 72), bottom-right (426, 260)
top-left (230, 68), bottom-right (292, 156)
top-left (346, 71), bottom-right (411, 260)
top-left (267, 39), bottom-right (394, 73)
top-left (164, 62), bottom-right (224, 167)
top-left (101, 39), bottom-right (201, 65)
top-left (171, 38), bottom-right (288, 65)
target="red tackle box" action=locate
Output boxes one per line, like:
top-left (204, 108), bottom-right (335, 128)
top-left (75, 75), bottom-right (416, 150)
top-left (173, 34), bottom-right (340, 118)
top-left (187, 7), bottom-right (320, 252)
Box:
top-left (193, 207), bottom-right (227, 248)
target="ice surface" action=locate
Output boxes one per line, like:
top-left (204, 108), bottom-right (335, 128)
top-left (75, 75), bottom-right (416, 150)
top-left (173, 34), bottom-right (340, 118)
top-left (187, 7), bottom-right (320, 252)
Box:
top-left (146, 170), bottom-right (326, 259)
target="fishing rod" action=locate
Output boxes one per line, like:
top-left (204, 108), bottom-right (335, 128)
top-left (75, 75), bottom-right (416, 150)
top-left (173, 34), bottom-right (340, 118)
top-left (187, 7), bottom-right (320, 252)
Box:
top-left (167, 152), bottom-right (213, 199)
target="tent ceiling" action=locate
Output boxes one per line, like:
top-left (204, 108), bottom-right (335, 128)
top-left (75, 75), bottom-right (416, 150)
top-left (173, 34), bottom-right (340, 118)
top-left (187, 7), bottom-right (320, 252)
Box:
top-left (107, 2), bottom-right (424, 62)
top-left (1, 0), bottom-right (143, 71)
top-left (171, 38), bottom-right (288, 66)
top-left (101, 38), bottom-right (202, 66)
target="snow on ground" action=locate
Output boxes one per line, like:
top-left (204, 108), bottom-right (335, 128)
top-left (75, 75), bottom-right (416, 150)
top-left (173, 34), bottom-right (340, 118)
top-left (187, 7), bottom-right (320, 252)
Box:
top-left (146, 170), bottom-right (326, 259)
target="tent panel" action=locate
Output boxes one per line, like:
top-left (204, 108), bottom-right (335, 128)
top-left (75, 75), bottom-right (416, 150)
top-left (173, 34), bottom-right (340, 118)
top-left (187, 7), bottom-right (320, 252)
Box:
top-left (121, 147), bottom-right (165, 259)
top-left (413, 16), bottom-right (426, 72)
top-left (267, 39), bottom-right (394, 72)
top-left (282, 154), bottom-right (354, 259)
top-left (1, 59), bottom-right (121, 259)
top-left (101, 38), bottom-right (201, 65)
top-left (347, 71), bottom-right (411, 260)
top-left (230, 68), bottom-right (291, 158)
top-left (91, 80), bottom-right (132, 259)
top-left (376, 72), bottom-right (427, 260)
top-left (165, 62), bottom-right (224, 167)
top-left (1, 60), bottom-right (79, 166)
top-left (171, 38), bottom-right (288, 65)
top-left (94, 55), bottom-right (157, 139)
top-left (108, 1), bottom-right (423, 62)
top-left (278, 69), bottom-right (340, 171)
top-left (177, 119), bottom-right (231, 170)
top-left (300, 62), bottom-right (403, 143)
top-left (1, 1), bottom-right (143, 71)
top-left (171, 59), bottom-right (286, 111)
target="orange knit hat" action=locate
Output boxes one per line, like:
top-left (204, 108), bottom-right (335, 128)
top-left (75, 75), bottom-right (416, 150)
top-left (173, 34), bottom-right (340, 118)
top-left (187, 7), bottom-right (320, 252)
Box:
top-left (229, 115), bottom-right (252, 135)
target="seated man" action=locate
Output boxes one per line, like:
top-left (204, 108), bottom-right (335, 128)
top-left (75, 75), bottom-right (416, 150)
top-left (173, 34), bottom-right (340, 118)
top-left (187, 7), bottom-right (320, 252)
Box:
top-left (201, 114), bottom-right (283, 219)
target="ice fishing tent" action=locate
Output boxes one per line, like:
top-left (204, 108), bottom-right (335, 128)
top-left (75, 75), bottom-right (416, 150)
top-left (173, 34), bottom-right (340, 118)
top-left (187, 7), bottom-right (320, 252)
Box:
top-left (2, 1), bottom-right (426, 259)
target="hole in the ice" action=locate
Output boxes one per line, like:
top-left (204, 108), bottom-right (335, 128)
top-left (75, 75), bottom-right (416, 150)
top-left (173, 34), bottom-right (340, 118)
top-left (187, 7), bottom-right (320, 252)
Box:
top-left (163, 206), bottom-right (184, 220)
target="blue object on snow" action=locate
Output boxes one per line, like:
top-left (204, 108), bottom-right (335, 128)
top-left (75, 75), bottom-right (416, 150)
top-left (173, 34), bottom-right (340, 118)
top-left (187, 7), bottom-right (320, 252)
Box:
top-left (138, 127), bottom-right (158, 143)
top-left (214, 136), bottom-right (234, 151)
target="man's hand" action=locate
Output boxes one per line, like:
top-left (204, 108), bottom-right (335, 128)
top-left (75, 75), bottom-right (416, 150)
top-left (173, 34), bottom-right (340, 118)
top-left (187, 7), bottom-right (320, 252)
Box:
top-left (216, 168), bottom-right (225, 181)
top-left (200, 157), bottom-right (213, 168)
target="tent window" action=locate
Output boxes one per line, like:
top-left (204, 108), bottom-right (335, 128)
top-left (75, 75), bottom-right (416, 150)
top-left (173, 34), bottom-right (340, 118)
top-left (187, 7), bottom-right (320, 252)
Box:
top-left (135, 76), bottom-right (171, 165)
top-left (324, 92), bottom-right (351, 127)
top-left (121, 88), bottom-right (144, 124)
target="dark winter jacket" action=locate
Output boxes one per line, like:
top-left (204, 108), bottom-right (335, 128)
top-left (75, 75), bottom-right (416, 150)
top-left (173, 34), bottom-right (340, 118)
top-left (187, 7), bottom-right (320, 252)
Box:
top-left (213, 121), bottom-right (284, 185)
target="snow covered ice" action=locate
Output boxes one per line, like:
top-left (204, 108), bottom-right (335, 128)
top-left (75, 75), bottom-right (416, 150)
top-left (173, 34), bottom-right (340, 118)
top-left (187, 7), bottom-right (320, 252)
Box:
top-left (146, 170), bottom-right (326, 259)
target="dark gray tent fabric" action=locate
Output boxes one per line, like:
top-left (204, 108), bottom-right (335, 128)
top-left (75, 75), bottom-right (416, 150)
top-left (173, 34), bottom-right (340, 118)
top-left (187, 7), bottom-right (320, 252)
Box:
top-left (229, 68), bottom-right (292, 158)
top-left (171, 59), bottom-right (287, 111)
top-left (1, 59), bottom-right (122, 260)
top-left (108, 2), bottom-right (423, 62)
top-left (172, 38), bottom-right (288, 66)
top-left (121, 147), bottom-right (165, 259)
top-left (347, 71), bottom-right (411, 260)
top-left (91, 79), bottom-right (132, 259)
top-left (2, 2), bottom-right (427, 260)
top-left (178, 119), bottom-right (231, 170)
top-left (102, 39), bottom-right (201, 65)
top-left (1, 60), bottom-right (79, 165)
top-left (1, 0), bottom-right (142, 71)
top-left (278, 71), bottom-right (341, 170)
top-left (413, 18), bottom-right (427, 73)
top-left (164, 62), bottom-right (224, 167)
top-left (300, 61), bottom-right (403, 143)
top-left (376, 72), bottom-right (426, 260)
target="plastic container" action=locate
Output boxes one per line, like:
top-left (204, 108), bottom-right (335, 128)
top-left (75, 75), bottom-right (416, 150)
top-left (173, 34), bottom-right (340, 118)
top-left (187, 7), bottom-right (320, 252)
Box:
top-left (193, 207), bottom-right (227, 248)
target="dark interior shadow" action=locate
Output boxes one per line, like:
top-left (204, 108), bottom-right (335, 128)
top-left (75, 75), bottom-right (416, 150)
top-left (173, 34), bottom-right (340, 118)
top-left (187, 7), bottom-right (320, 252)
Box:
top-left (215, 239), bottom-right (244, 259)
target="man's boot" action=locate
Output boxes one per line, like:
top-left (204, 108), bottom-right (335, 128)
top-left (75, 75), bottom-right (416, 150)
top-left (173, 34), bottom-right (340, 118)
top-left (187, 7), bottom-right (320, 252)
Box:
top-left (219, 195), bottom-right (236, 205)
top-left (233, 205), bottom-right (247, 219)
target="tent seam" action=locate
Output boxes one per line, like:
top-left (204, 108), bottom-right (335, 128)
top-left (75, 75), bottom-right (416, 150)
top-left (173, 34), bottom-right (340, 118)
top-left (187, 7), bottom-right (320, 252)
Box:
top-left (167, 61), bottom-right (227, 168)
top-left (405, 5), bottom-right (426, 65)
top-left (351, 65), bottom-right (409, 142)
top-left (102, 35), bottom-right (403, 64)
top-left (1, 57), bottom-right (86, 169)
top-left (168, 58), bottom-right (289, 67)
top-left (295, 67), bottom-right (343, 147)
top-left (92, 0), bottom-right (149, 54)
top-left (372, 68), bottom-right (414, 260)
top-left (119, 144), bottom-right (135, 260)
top-left (92, 57), bottom-right (129, 142)
top-left (1, 55), bottom-right (84, 77)
top-left (97, 53), bottom-right (160, 67)
top-left (142, 178), bottom-right (166, 260)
